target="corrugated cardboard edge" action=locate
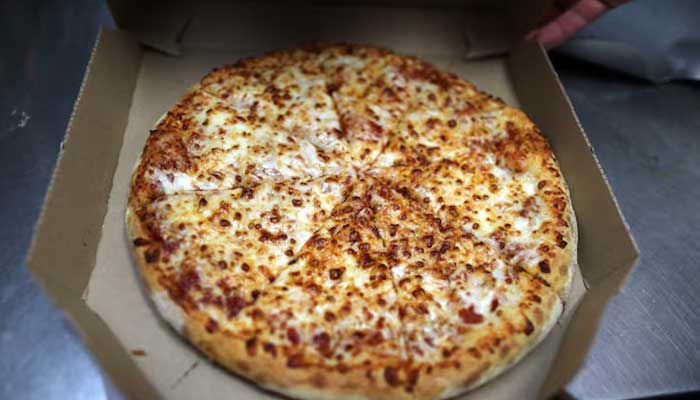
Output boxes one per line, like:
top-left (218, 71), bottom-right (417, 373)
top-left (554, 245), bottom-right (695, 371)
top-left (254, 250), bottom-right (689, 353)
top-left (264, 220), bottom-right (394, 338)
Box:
top-left (25, 28), bottom-right (159, 400)
top-left (108, 0), bottom-right (191, 55)
top-left (107, 0), bottom-right (551, 60)
top-left (506, 42), bottom-right (640, 398)
top-left (508, 42), bottom-right (640, 285)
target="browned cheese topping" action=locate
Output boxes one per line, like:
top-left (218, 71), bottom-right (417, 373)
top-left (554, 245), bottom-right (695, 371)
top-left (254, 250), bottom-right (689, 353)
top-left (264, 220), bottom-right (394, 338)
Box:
top-left (128, 45), bottom-right (574, 399)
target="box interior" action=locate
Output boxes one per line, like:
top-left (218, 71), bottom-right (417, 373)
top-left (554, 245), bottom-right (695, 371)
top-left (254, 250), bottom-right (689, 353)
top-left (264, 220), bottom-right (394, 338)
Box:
top-left (27, 2), bottom-right (638, 399)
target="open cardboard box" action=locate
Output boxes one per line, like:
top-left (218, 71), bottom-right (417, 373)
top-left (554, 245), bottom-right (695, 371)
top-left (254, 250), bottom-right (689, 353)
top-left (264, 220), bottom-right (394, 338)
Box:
top-left (27, 1), bottom-right (639, 399)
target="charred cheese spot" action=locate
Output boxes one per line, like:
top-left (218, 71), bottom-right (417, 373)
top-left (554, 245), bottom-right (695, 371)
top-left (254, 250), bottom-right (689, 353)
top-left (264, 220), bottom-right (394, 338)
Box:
top-left (144, 249), bottom-right (160, 263)
top-left (226, 295), bottom-right (246, 318)
top-left (459, 306), bottom-right (484, 324)
top-left (263, 342), bottom-right (277, 357)
top-left (287, 354), bottom-right (306, 368)
top-left (384, 366), bottom-right (401, 386)
top-left (205, 318), bottom-right (218, 333)
top-left (329, 268), bottom-right (344, 280)
top-left (133, 238), bottom-right (150, 247)
top-left (245, 337), bottom-right (257, 356)
top-left (287, 328), bottom-right (301, 345)
top-left (312, 332), bottom-right (333, 357)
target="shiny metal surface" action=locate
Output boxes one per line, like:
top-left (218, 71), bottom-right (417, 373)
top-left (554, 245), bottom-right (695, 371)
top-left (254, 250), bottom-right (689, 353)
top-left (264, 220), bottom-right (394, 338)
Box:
top-left (552, 54), bottom-right (700, 399)
top-left (1, 1), bottom-right (698, 399)
top-left (0, 1), bottom-right (114, 399)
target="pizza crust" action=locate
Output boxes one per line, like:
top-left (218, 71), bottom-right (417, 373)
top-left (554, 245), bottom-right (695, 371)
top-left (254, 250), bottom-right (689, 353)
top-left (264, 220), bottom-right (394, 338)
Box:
top-left (184, 312), bottom-right (414, 400)
top-left (433, 289), bottom-right (564, 400)
top-left (555, 199), bottom-right (578, 302)
top-left (125, 45), bottom-right (578, 400)
top-left (150, 290), bottom-right (186, 334)
top-left (443, 208), bottom-right (578, 399)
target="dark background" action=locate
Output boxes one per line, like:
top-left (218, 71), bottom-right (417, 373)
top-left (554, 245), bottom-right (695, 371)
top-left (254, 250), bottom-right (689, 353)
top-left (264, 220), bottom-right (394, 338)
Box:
top-left (1, 1), bottom-right (699, 399)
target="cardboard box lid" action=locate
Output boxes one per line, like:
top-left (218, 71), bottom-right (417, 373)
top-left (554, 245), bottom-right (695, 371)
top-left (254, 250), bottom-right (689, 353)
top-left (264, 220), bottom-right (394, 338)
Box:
top-left (106, 0), bottom-right (551, 57)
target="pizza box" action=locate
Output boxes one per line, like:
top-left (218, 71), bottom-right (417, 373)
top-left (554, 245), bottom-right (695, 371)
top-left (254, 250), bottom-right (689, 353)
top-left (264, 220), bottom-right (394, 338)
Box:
top-left (26, 1), bottom-right (639, 399)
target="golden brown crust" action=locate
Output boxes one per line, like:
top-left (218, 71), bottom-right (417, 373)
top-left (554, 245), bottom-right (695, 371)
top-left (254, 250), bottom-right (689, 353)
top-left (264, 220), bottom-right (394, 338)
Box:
top-left (413, 287), bottom-right (563, 399)
top-left (127, 204), bottom-right (179, 318)
top-left (126, 44), bottom-right (576, 400)
top-left (184, 312), bottom-right (413, 400)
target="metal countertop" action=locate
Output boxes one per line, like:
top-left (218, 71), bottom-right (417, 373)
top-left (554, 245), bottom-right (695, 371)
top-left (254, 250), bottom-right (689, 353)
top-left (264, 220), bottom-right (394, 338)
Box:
top-left (1, 1), bottom-right (698, 399)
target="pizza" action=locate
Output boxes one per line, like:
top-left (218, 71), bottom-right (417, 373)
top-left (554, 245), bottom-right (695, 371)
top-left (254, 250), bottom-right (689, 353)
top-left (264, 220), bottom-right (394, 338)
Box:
top-left (126, 45), bottom-right (576, 400)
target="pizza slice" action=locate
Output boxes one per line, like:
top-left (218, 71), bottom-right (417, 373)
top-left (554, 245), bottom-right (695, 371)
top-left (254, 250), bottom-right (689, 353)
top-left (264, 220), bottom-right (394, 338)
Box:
top-left (395, 249), bottom-right (563, 399)
top-left (130, 88), bottom-right (346, 205)
top-left (360, 178), bottom-right (563, 397)
top-left (200, 58), bottom-right (350, 160)
top-left (381, 137), bottom-right (575, 297)
top-left (127, 175), bottom-right (347, 312)
top-left (372, 59), bottom-right (537, 169)
top-left (319, 46), bottom-right (413, 166)
top-left (179, 182), bottom-right (413, 400)
top-left (374, 100), bottom-right (533, 168)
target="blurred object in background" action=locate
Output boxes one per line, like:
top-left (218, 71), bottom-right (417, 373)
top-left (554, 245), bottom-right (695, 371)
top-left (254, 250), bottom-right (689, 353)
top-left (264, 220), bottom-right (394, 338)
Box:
top-left (557, 0), bottom-right (700, 83)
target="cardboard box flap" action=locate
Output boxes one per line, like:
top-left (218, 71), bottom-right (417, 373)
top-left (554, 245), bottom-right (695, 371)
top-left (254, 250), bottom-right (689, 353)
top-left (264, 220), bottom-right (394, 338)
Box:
top-left (503, 44), bottom-right (639, 398)
top-left (26, 29), bottom-right (143, 299)
top-left (107, 0), bottom-right (192, 56)
top-left (107, 0), bottom-right (550, 58)
top-left (508, 43), bottom-right (640, 289)
top-left (26, 29), bottom-right (160, 400)
top-left (184, 4), bottom-right (468, 56)
top-left (462, 10), bottom-right (515, 59)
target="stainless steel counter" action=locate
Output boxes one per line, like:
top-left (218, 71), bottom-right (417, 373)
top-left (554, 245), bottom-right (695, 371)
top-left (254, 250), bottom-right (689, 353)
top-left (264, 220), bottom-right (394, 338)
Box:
top-left (1, 1), bottom-right (698, 399)
top-left (552, 55), bottom-right (700, 399)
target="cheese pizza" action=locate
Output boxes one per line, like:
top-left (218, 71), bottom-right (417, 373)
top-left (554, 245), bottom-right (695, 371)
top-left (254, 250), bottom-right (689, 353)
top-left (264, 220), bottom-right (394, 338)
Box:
top-left (127, 45), bottom-right (576, 400)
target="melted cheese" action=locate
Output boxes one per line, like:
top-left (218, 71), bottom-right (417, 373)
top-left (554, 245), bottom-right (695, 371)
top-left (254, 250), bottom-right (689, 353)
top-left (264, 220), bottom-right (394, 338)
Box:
top-left (132, 46), bottom-right (572, 386)
top-left (155, 171), bottom-right (195, 193)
